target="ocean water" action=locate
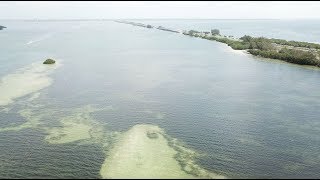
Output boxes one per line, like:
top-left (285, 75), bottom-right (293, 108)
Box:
top-left (0, 19), bottom-right (320, 178)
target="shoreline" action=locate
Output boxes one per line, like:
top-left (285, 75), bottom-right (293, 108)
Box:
top-left (114, 20), bottom-right (320, 68)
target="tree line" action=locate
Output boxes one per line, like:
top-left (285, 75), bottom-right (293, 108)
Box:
top-left (184, 30), bottom-right (320, 67)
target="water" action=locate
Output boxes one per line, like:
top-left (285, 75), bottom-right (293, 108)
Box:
top-left (0, 20), bottom-right (320, 178)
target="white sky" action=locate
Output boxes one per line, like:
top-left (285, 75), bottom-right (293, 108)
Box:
top-left (1, 1), bottom-right (320, 19)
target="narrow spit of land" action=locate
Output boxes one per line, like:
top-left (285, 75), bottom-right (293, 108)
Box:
top-left (0, 25), bottom-right (6, 30)
top-left (115, 20), bottom-right (320, 67)
top-left (114, 20), bottom-right (180, 33)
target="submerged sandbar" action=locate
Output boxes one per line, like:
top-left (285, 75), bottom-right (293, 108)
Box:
top-left (0, 61), bottom-right (61, 106)
top-left (100, 124), bottom-right (225, 179)
top-left (100, 124), bottom-right (193, 178)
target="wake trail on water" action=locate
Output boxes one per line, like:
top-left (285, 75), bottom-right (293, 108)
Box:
top-left (25, 33), bottom-right (55, 45)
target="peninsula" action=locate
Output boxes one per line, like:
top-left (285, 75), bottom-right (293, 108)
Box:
top-left (115, 20), bottom-right (320, 67)
top-left (115, 20), bottom-right (153, 29)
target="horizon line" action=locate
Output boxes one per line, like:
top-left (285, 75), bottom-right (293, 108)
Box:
top-left (2, 18), bottom-right (320, 21)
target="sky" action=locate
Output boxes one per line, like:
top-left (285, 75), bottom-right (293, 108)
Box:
top-left (1, 1), bottom-right (320, 19)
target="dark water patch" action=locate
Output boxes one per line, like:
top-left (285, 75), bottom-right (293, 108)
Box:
top-left (0, 128), bottom-right (104, 179)
top-left (0, 110), bottom-right (26, 128)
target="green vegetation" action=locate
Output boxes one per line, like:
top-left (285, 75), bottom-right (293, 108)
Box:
top-left (43, 58), bottom-right (55, 64)
top-left (187, 30), bottom-right (200, 36)
top-left (204, 35), bottom-right (249, 50)
top-left (240, 35), bottom-right (275, 50)
top-left (191, 32), bottom-right (320, 67)
top-left (211, 29), bottom-right (220, 35)
top-left (248, 48), bottom-right (320, 66)
top-left (240, 36), bottom-right (320, 66)
top-left (269, 38), bottom-right (320, 49)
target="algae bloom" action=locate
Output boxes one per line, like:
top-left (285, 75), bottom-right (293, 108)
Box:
top-left (44, 105), bottom-right (105, 144)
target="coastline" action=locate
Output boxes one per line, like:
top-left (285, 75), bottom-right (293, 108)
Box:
top-left (114, 20), bottom-right (320, 68)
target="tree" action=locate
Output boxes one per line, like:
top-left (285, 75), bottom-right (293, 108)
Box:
top-left (240, 35), bottom-right (253, 42)
top-left (211, 29), bottom-right (220, 35)
top-left (188, 30), bottom-right (199, 36)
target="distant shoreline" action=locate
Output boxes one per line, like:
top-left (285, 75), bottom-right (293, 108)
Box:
top-left (115, 20), bottom-right (320, 68)
top-left (3, 18), bottom-right (320, 22)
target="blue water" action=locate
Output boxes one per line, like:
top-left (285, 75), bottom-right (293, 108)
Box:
top-left (0, 20), bottom-right (320, 178)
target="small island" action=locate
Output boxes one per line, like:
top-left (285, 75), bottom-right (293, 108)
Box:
top-left (43, 59), bottom-right (56, 64)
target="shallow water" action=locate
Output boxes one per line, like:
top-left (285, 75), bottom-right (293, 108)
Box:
top-left (0, 20), bottom-right (320, 178)
top-left (99, 124), bottom-right (223, 179)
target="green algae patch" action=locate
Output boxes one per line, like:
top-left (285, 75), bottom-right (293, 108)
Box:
top-left (100, 124), bottom-right (226, 179)
top-left (163, 132), bottom-right (226, 179)
top-left (45, 105), bottom-right (107, 144)
top-left (0, 61), bottom-right (61, 106)
top-left (0, 103), bottom-right (113, 145)
top-left (45, 120), bottom-right (92, 144)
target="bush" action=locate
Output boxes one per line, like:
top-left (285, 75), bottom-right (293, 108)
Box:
top-left (188, 30), bottom-right (200, 36)
top-left (43, 58), bottom-right (56, 64)
top-left (211, 29), bottom-right (220, 35)
top-left (270, 38), bottom-right (320, 49)
top-left (248, 48), bottom-right (319, 66)
top-left (185, 31), bottom-right (320, 67)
